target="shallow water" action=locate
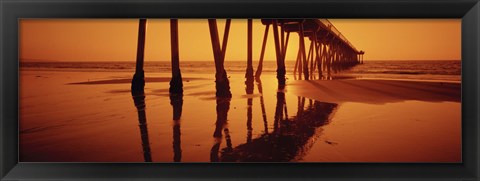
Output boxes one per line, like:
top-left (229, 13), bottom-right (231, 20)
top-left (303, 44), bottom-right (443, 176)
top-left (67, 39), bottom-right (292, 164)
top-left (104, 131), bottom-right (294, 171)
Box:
top-left (19, 70), bottom-right (460, 162)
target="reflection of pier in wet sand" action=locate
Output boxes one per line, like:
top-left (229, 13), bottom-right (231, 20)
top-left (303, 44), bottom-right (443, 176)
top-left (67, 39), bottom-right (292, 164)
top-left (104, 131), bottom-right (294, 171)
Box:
top-left (131, 84), bottom-right (184, 162)
top-left (131, 91), bottom-right (152, 162)
top-left (207, 79), bottom-right (338, 162)
top-left (220, 90), bottom-right (337, 162)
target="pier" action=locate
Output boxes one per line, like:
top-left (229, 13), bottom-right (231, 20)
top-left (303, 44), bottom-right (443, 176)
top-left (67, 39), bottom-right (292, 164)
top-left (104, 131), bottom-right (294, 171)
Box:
top-left (130, 19), bottom-right (364, 96)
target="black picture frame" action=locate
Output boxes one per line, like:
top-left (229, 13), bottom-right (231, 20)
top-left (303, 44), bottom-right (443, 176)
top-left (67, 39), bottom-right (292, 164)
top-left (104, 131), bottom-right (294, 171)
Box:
top-left (1, 0), bottom-right (479, 180)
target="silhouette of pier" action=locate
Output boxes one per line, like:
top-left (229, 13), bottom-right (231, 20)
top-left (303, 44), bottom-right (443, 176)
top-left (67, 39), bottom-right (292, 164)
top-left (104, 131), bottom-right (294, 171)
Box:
top-left (130, 19), bottom-right (364, 95)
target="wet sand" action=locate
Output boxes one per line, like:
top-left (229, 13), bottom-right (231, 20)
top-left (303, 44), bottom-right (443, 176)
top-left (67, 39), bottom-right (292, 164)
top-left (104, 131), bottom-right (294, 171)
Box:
top-left (289, 79), bottom-right (460, 104)
top-left (19, 70), bottom-right (461, 162)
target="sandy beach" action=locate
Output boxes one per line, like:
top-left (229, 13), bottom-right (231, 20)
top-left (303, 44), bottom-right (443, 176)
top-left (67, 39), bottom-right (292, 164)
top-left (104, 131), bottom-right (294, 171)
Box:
top-left (289, 79), bottom-right (460, 104)
top-left (19, 69), bottom-right (461, 162)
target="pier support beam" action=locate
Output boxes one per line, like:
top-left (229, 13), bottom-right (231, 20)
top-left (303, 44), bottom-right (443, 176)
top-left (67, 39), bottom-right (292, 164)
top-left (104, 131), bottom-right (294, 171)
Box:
top-left (317, 43), bottom-right (323, 78)
top-left (314, 35), bottom-right (321, 79)
top-left (255, 24), bottom-right (269, 80)
top-left (209, 19), bottom-right (232, 98)
top-left (327, 42), bottom-right (333, 77)
top-left (131, 19), bottom-right (150, 162)
top-left (245, 19), bottom-right (254, 83)
top-left (131, 18), bottom-right (147, 94)
top-left (298, 22), bottom-right (309, 80)
top-left (245, 19), bottom-right (254, 91)
top-left (169, 19), bottom-right (183, 94)
top-left (272, 20), bottom-right (286, 88)
top-left (308, 39), bottom-right (314, 79)
top-left (297, 42), bottom-right (303, 80)
top-left (281, 25), bottom-right (290, 81)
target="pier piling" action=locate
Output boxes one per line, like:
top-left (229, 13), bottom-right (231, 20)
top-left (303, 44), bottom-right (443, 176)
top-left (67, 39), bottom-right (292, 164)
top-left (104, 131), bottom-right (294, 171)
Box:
top-left (131, 19), bottom-right (147, 94)
top-left (169, 19), bottom-right (183, 94)
top-left (208, 19), bottom-right (232, 98)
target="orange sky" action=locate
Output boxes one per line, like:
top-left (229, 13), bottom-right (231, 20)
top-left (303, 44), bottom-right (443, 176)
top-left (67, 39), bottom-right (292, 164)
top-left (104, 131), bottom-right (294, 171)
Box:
top-left (20, 19), bottom-right (461, 62)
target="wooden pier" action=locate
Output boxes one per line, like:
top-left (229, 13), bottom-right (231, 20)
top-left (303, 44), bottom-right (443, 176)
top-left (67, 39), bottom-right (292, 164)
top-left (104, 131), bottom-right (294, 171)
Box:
top-left (130, 19), bottom-right (364, 96)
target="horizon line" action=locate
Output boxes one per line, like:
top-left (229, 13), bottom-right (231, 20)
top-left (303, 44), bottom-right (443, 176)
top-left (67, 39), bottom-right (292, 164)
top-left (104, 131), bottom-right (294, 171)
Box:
top-left (20, 59), bottom-right (462, 62)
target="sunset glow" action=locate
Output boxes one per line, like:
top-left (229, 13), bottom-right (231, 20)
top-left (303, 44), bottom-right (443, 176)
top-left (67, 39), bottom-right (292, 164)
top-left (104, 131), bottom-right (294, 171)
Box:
top-left (20, 19), bottom-right (460, 62)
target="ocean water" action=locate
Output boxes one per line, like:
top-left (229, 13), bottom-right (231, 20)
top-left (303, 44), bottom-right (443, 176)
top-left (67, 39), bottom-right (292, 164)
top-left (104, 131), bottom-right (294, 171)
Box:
top-left (341, 60), bottom-right (461, 82)
top-left (20, 60), bottom-right (461, 82)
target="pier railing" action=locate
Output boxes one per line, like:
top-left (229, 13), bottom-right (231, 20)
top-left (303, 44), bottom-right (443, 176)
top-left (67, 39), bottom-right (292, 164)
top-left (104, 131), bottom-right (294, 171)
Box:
top-left (318, 19), bottom-right (358, 53)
